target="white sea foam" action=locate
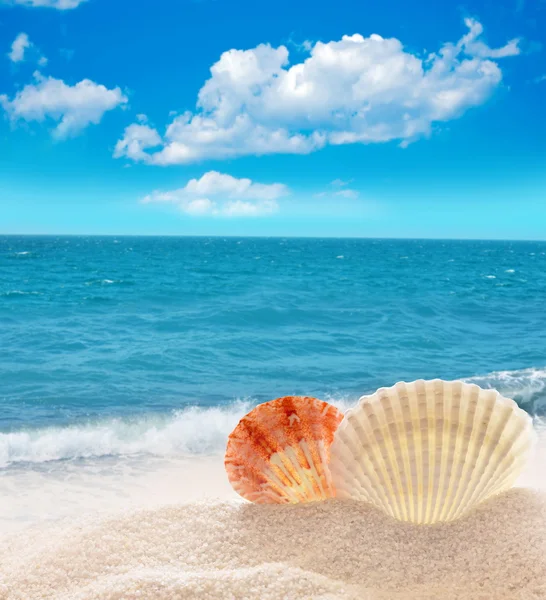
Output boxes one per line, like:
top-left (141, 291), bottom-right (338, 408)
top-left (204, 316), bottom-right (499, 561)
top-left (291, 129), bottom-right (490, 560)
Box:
top-left (505, 269), bottom-right (515, 273)
top-left (0, 398), bottom-right (354, 469)
top-left (0, 402), bottom-right (252, 468)
top-left (84, 279), bottom-right (117, 286)
top-left (464, 366), bottom-right (546, 406)
top-left (1, 290), bottom-right (41, 297)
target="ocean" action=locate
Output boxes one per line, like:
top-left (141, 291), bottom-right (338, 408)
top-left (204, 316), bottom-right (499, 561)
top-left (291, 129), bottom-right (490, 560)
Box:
top-left (1, 235), bottom-right (546, 474)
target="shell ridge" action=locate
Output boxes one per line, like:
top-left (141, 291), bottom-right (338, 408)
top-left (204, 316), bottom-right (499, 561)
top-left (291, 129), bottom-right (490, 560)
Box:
top-left (476, 421), bottom-right (534, 502)
top-left (346, 411), bottom-right (399, 515)
top-left (272, 444), bottom-right (324, 502)
top-left (382, 390), bottom-right (411, 521)
top-left (451, 394), bottom-right (514, 518)
top-left (331, 430), bottom-right (390, 508)
top-left (445, 387), bottom-right (495, 521)
top-left (316, 440), bottom-right (335, 497)
top-left (425, 381), bottom-right (441, 523)
top-left (444, 385), bottom-right (486, 520)
top-left (268, 451), bottom-right (308, 502)
top-left (397, 385), bottom-right (417, 522)
top-left (393, 388), bottom-right (416, 522)
top-left (451, 393), bottom-right (500, 519)
top-left (415, 381), bottom-right (436, 523)
top-left (329, 443), bottom-right (363, 500)
top-left (345, 406), bottom-right (395, 513)
top-left (299, 440), bottom-right (328, 499)
top-left (476, 414), bottom-right (530, 500)
top-left (443, 384), bottom-right (481, 521)
top-left (363, 398), bottom-right (406, 520)
top-left (331, 410), bottom-right (397, 514)
top-left (435, 381), bottom-right (461, 522)
top-left (430, 380), bottom-right (453, 523)
top-left (375, 394), bottom-right (407, 520)
top-left (405, 382), bottom-right (425, 523)
top-left (286, 444), bottom-right (320, 500)
top-left (437, 384), bottom-right (466, 522)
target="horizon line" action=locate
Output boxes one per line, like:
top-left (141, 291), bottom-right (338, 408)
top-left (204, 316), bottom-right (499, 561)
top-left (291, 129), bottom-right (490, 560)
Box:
top-left (1, 233), bottom-right (546, 243)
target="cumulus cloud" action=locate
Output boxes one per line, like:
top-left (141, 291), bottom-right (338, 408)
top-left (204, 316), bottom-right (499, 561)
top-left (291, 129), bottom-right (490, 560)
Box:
top-left (8, 33), bottom-right (31, 62)
top-left (2, 0), bottom-right (87, 8)
top-left (7, 32), bottom-right (48, 65)
top-left (0, 72), bottom-right (128, 138)
top-left (142, 171), bottom-right (289, 217)
top-left (116, 18), bottom-right (522, 166)
top-left (114, 123), bottom-right (162, 160)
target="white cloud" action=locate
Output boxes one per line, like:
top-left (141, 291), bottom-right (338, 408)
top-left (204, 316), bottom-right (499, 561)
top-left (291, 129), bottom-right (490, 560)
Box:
top-left (114, 123), bottom-right (162, 160)
top-left (184, 198), bottom-right (216, 216)
top-left (330, 178), bottom-right (353, 187)
top-left (3, 0), bottom-right (87, 8)
top-left (142, 171), bottom-right (289, 217)
top-left (7, 32), bottom-right (48, 65)
top-left (8, 33), bottom-right (31, 62)
top-left (0, 72), bottom-right (128, 138)
top-left (314, 179), bottom-right (359, 198)
top-left (335, 189), bottom-right (359, 199)
top-left (458, 18), bottom-right (520, 58)
top-left (116, 18), bottom-right (521, 166)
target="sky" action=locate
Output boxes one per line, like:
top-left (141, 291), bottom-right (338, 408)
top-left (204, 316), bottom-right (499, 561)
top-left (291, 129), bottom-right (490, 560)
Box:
top-left (0, 0), bottom-right (545, 238)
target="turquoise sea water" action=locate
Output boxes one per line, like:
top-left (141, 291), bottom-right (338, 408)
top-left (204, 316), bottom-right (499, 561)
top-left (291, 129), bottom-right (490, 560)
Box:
top-left (1, 235), bottom-right (545, 469)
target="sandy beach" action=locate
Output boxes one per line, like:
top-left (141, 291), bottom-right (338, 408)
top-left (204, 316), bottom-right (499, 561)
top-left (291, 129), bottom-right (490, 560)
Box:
top-left (0, 423), bottom-right (545, 600)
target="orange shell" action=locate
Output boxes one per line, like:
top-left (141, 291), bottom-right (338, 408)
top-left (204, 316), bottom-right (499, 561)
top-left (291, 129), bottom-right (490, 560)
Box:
top-left (225, 396), bottom-right (343, 504)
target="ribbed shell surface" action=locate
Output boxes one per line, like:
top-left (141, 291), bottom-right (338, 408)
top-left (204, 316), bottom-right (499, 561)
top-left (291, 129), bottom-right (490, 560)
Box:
top-left (329, 380), bottom-right (536, 524)
top-left (225, 396), bottom-right (343, 504)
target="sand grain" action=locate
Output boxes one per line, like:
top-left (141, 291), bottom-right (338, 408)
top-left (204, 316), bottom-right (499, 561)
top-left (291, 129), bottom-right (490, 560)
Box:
top-left (1, 488), bottom-right (545, 600)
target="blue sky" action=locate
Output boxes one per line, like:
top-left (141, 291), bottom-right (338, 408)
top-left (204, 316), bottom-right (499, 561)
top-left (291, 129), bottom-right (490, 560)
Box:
top-left (0, 0), bottom-right (545, 238)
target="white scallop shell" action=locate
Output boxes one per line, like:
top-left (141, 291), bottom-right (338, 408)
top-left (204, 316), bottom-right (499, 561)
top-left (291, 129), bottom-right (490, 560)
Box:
top-left (330, 379), bottom-right (537, 524)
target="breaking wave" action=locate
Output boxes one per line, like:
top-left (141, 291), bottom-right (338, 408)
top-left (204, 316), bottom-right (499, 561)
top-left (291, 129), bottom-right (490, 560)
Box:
top-left (1, 368), bottom-right (544, 468)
